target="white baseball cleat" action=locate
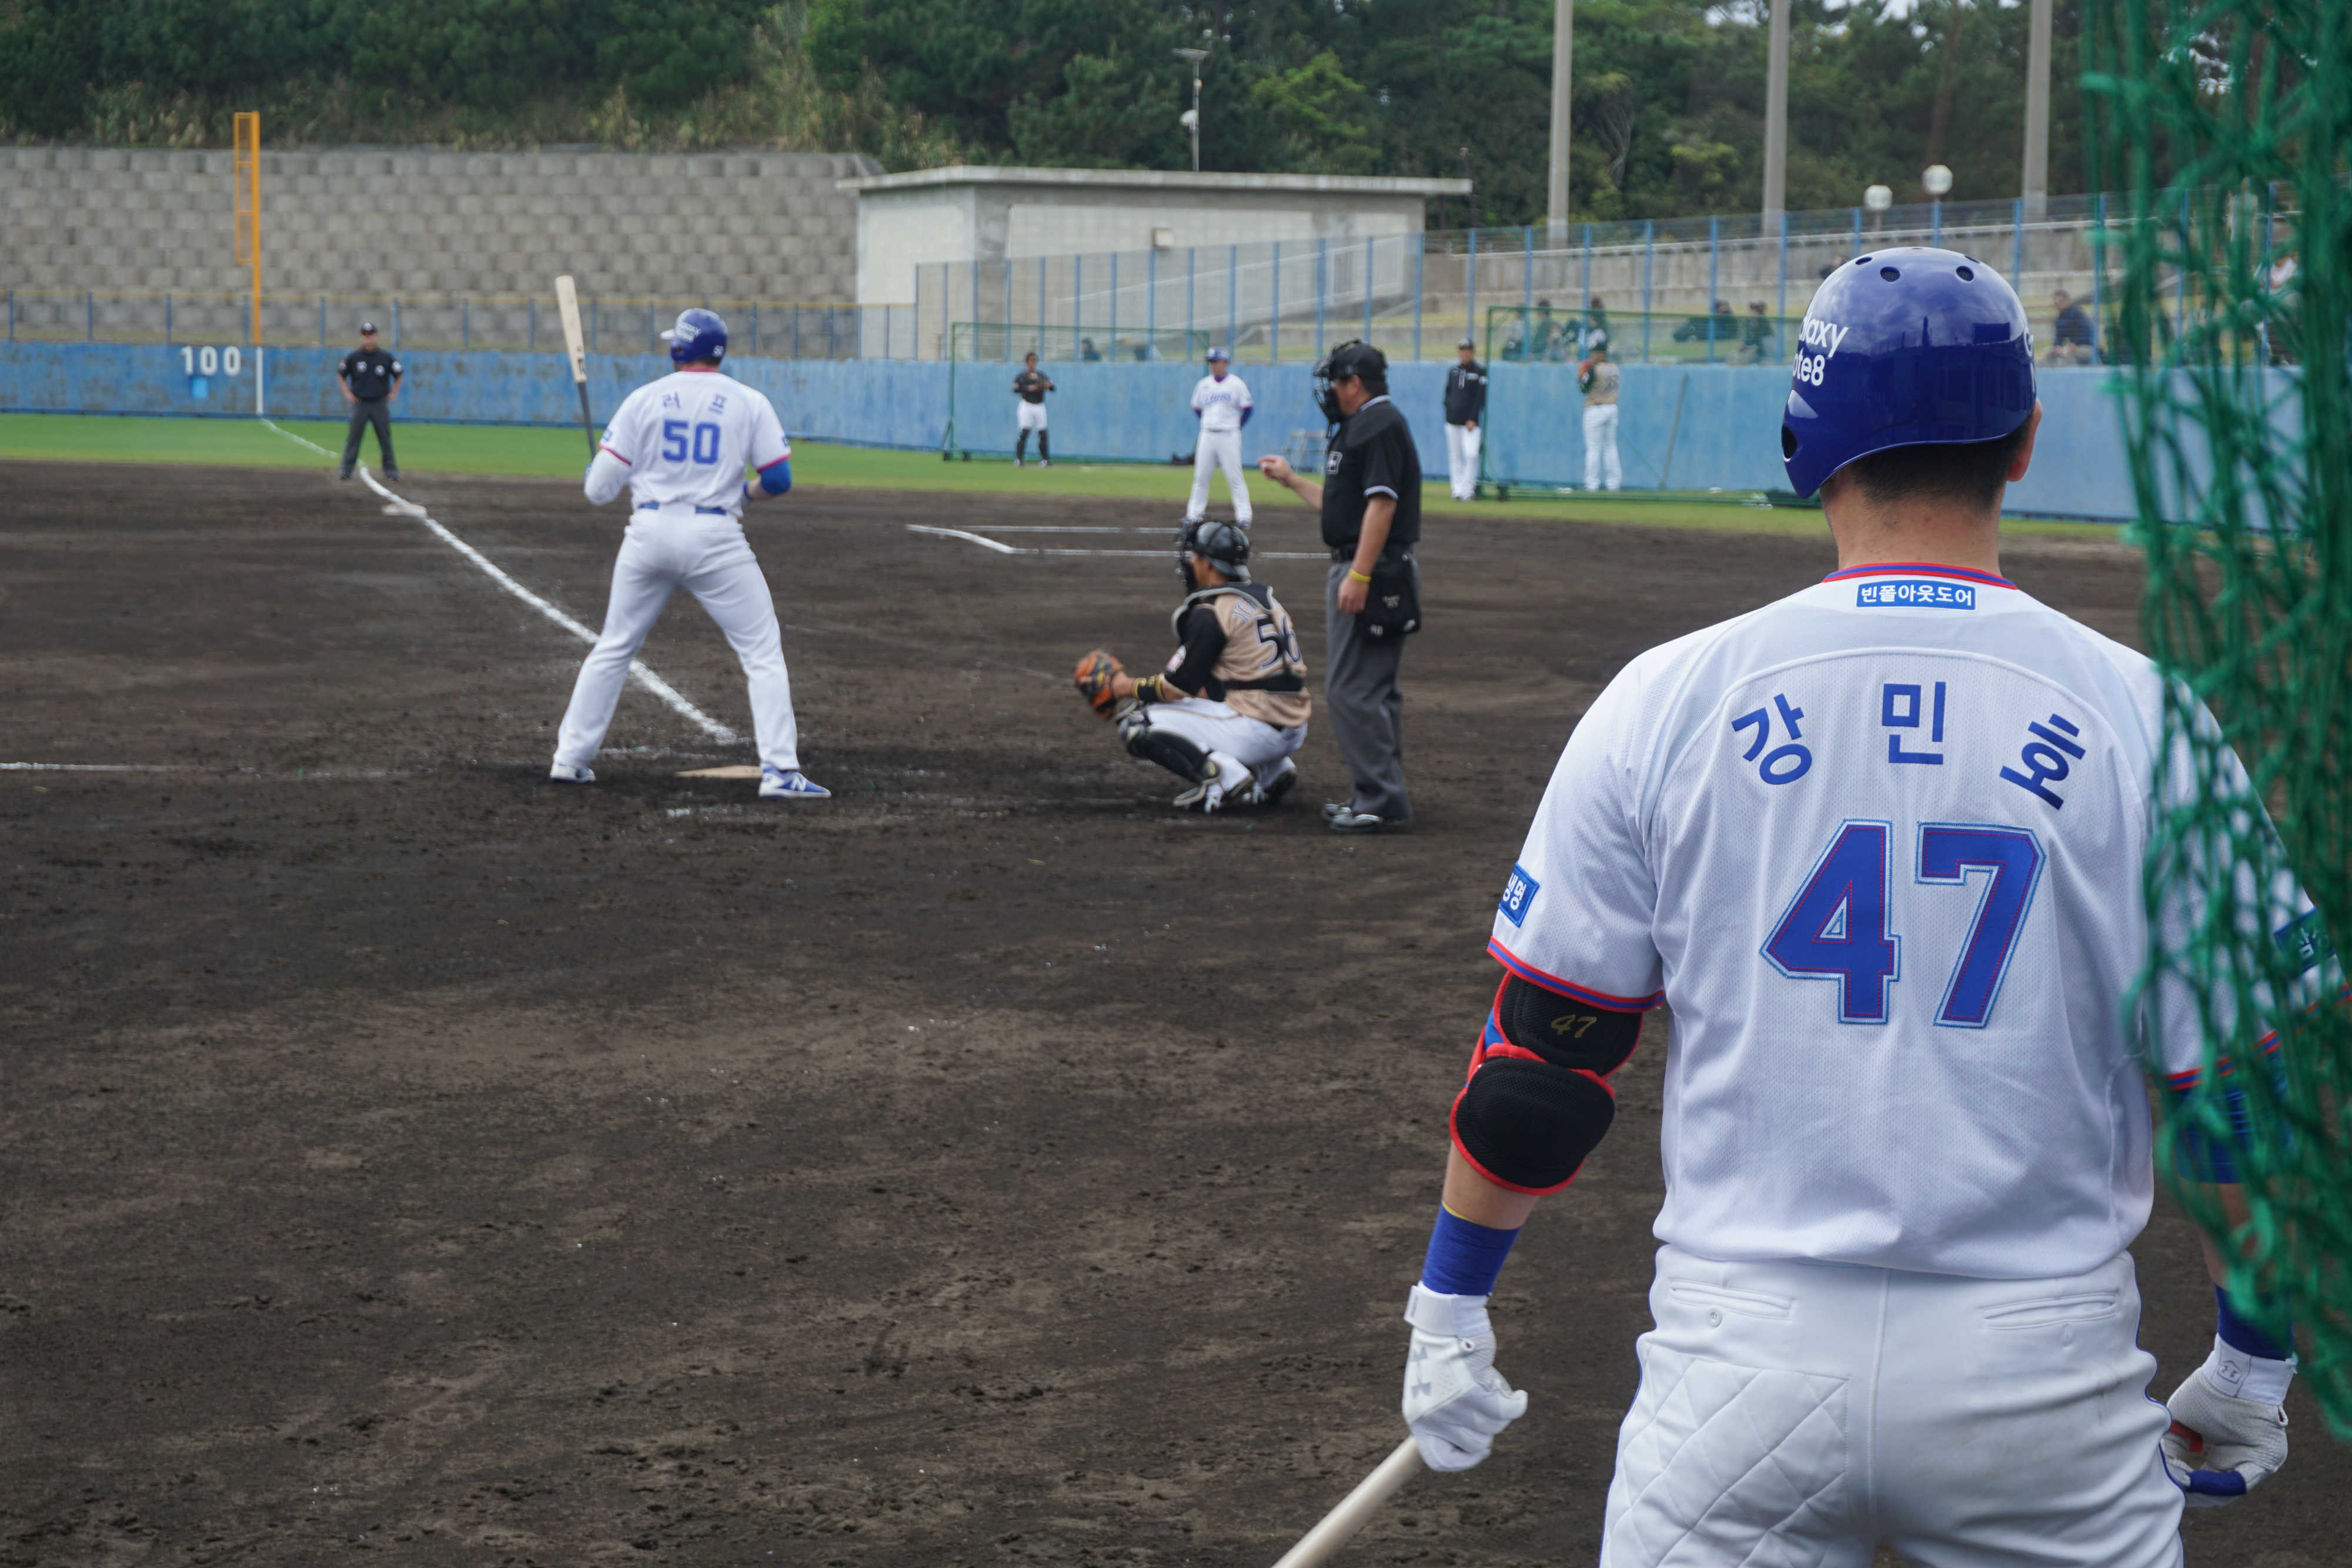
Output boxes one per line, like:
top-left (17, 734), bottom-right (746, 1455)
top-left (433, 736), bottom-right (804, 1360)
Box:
top-left (759, 765), bottom-right (831, 801)
top-left (549, 762), bottom-right (595, 784)
top-left (1253, 757), bottom-right (1299, 806)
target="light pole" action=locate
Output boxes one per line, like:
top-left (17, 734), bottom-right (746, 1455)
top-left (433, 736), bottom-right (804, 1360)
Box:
top-left (1923, 163), bottom-right (1953, 246)
top-left (1865, 183), bottom-right (1892, 234)
top-left (1175, 48), bottom-right (1208, 172)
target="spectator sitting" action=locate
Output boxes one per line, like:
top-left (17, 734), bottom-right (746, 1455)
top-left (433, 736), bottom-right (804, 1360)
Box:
top-left (2049, 290), bottom-right (2096, 365)
top-left (1081, 336), bottom-right (1102, 362)
top-left (1737, 301), bottom-right (1777, 365)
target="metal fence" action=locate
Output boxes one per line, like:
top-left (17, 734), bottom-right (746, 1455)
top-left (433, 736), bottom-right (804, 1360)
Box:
top-left (0, 290), bottom-right (916, 361)
top-left (907, 190), bottom-right (2199, 365)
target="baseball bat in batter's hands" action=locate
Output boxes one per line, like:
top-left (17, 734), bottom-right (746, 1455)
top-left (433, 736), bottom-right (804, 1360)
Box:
top-left (554, 274), bottom-right (596, 459)
top-left (1269, 1436), bottom-right (1423, 1568)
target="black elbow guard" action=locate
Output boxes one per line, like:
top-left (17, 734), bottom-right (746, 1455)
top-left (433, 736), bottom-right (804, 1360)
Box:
top-left (1496, 974), bottom-right (1643, 1075)
top-left (1451, 1060), bottom-right (1616, 1193)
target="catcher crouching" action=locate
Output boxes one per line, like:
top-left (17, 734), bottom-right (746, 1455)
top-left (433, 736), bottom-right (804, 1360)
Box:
top-left (1075, 519), bottom-right (1309, 813)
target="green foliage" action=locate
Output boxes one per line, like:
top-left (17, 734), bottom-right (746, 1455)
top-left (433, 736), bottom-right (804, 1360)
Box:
top-left (1250, 51), bottom-right (1377, 175)
top-left (0, 0), bottom-right (2102, 222)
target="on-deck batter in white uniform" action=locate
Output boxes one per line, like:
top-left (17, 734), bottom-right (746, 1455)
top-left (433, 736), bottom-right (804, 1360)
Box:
top-left (1491, 564), bottom-right (2315, 1563)
top-left (1394, 253), bottom-right (2313, 1568)
top-left (551, 309), bottom-right (826, 800)
top-left (1186, 351), bottom-right (1253, 525)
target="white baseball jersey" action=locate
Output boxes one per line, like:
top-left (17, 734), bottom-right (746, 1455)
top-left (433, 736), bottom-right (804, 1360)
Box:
top-left (586, 368), bottom-right (789, 516)
top-left (1491, 561), bottom-right (2321, 1279)
top-left (1190, 372), bottom-right (1252, 433)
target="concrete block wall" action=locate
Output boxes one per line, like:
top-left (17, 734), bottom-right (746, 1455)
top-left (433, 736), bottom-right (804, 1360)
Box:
top-left (0, 146), bottom-right (880, 306)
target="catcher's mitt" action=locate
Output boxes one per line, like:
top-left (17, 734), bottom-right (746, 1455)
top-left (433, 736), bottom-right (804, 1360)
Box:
top-left (1074, 648), bottom-right (1124, 718)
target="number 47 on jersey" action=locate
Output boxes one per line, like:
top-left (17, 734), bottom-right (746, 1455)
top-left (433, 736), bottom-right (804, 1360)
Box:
top-left (1765, 820), bottom-right (2045, 1029)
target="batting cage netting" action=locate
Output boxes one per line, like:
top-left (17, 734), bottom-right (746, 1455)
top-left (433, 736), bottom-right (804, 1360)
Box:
top-left (2087, 0), bottom-right (2352, 1434)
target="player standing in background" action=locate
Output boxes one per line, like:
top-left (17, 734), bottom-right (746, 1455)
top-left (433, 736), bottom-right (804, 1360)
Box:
top-left (1013, 352), bottom-right (1053, 467)
top-left (1394, 250), bottom-right (2310, 1563)
top-left (1184, 347), bottom-right (1254, 526)
top-left (1442, 337), bottom-right (1485, 502)
top-left (550, 309), bottom-right (828, 801)
top-left (1578, 342), bottom-right (1622, 492)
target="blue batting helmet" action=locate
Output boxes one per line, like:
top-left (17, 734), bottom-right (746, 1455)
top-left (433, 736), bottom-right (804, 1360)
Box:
top-left (660, 307), bottom-right (728, 366)
top-left (1780, 247), bottom-right (2035, 498)
top-left (1207, 345), bottom-right (1230, 362)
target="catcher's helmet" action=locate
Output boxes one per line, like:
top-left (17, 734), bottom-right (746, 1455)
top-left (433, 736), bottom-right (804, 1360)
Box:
top-left (1178, 516), bottom-right (1251, 581)
top-left (660, 307), bottom-right (729, 366)
top-left (1780, 246), bottom-right (2035, 498)
top-left (1313, 339), bottom-right (1388, 423)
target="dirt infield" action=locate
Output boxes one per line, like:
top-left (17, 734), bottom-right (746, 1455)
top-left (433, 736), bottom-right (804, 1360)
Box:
top-left (1, 462), bottom-right (2337, 1567)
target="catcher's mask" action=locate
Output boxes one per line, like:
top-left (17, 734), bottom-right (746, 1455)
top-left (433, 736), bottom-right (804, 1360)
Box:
top-left (1177, 516), bottom-right (1251, 587)
top-left (1312, 339), bottom-right (1387, 425)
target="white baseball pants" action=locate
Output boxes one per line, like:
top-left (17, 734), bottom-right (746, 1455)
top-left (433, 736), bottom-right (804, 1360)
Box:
top-left (1017, 401), bottom-right (1048, 431)
top-left (554, 508), bottom-right (800, 773)
top-left (1140, 697), bottom-right (1301, 789)
top-left (1600, 1244), bottom-right (2183, 1568)
top-left (1583, 403), bottom-right (1622, 490)
top-left (1444, 421), bottom-right (1481, 499)
top-left (1187, 427), bottom-right (1252, 523)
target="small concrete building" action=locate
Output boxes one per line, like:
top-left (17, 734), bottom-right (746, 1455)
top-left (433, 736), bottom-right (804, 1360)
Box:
top-left (841, 165), bottom-right (1469, 307)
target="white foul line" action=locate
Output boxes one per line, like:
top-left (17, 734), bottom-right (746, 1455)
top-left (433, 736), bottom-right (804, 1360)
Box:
top-left (904, 524), bottom-right (1324, 560)
top-left (258, 420), bottom-right (737, 744)
top-left (355, 468), bottom-right (737, 743)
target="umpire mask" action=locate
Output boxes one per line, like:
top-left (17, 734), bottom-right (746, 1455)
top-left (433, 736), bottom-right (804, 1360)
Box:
top-left (1312, 339), bottom-right (1387, 426)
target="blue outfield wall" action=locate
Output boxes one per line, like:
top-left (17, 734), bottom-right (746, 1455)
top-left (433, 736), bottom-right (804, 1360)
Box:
top-left (1484, 362), bottom-right (2137, 520)
top-left (1, 341), bottom-right (2142, 520)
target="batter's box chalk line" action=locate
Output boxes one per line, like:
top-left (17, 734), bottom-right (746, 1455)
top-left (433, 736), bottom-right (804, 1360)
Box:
top-left (905, 524), bottom-right (1325, 560)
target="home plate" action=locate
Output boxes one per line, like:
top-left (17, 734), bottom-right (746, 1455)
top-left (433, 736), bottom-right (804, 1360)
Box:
top-left (677, 765), bottom-right (763, 779)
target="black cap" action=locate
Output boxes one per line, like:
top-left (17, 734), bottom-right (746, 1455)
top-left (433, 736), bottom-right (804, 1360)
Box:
top-left (359, 320), bottom-right (378, 334)
top-left (1457, 337), bottom-right (1475, 349)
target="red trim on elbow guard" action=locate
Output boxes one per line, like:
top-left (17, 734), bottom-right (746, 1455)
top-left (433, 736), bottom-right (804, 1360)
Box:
top-left (1449, 1084), bottom-right (1585, 1196)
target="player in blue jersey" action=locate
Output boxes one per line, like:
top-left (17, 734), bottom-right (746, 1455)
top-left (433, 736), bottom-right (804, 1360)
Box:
top-left (1391, 250), bottom-right (2325, 1564)
top-left (551, 309), bottom-right (827, 800)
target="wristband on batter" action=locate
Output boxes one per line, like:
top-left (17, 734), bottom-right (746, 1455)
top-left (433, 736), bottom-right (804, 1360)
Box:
top-left (1420, 1205), bottom-right (1521, 1298)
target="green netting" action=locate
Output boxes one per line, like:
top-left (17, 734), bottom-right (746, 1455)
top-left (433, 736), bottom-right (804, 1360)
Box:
top-left (2086, 1), bottom-right (2352, 1433)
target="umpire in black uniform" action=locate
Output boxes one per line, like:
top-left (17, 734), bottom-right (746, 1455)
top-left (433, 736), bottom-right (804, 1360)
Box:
top-left (338, 322), bottom-right (403, 481)
top-left (1257, 340), bottom-right (1420, 834)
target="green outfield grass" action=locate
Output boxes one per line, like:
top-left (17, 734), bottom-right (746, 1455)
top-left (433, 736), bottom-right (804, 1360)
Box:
top-left (0, 412), bottom-right (2117, 540)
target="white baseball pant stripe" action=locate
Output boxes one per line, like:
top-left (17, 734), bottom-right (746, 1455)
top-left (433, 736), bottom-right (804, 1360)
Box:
top-left (1445, 421), bottom-right (1482, 499)
top-left (1583, 403), bottom-right (1622, 490)
top-left (556, 510), bottom-right (800, 773)
top-left (1187, 427), bottom-right (1252, 523)
top-left (1140, 697), bottom-right (1301, 789)
top-left (1601, 1244), bottom-right (2183, 1568)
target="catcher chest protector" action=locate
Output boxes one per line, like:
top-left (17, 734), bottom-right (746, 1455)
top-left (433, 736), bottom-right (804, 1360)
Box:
top-left (1780, 247), bottom-right (2036, 498)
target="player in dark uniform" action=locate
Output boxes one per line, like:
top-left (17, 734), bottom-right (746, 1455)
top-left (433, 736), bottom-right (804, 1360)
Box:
top-left (337, 321), bottom-right (403, 481)
top-left (1071, 520), bottom-right (1309, 814)
top-left (1013, 351), bottom-right (1054, 466)
top-left (1259, 340), bottom-right (1422, 833)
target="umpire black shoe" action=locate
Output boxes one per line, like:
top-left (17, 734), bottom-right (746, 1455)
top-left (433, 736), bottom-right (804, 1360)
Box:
top-left (1328, 806), bottom-right (1408, 834)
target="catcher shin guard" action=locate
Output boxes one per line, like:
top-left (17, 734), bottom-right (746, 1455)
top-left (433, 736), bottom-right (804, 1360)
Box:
top-left (1118, 707), bottom-right (1215, 783)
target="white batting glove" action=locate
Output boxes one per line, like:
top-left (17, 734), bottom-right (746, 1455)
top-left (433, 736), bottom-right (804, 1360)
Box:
top-left (1402, 1283), bottom-right (1528, 1472)
top-left (2160, 1339), bottom-right (2293, 1507)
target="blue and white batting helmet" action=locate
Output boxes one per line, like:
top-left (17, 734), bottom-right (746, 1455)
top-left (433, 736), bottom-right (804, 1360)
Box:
top-left (1207, 345), bottom-right (1230, 362)
top-left (1780, 247), bottom-right (2035, 498)
top-left (660, 307), bottom-right (729, 366)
